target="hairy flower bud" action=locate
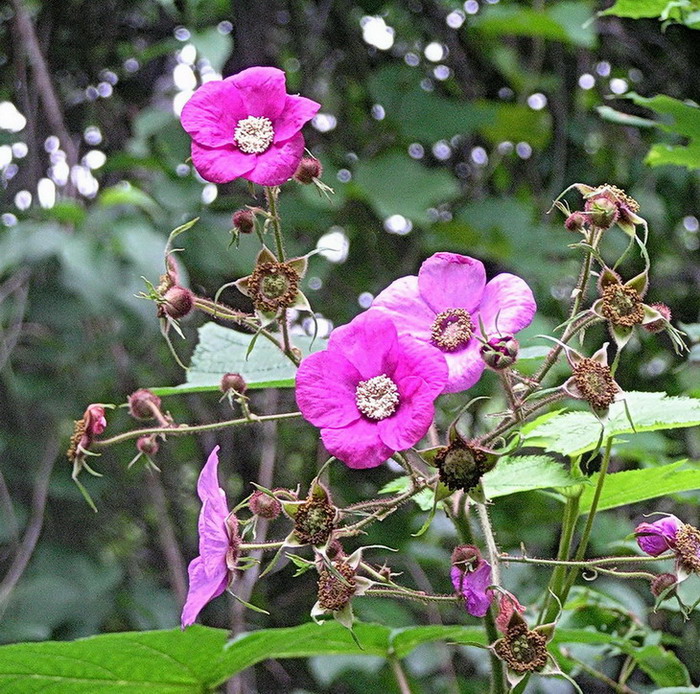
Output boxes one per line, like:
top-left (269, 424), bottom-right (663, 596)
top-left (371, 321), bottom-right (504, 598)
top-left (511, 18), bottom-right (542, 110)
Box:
top-left (651, 572), bottom-right (677, 598)
top-left (128, 389), bottom-right (162, 421)
top-left (586, 195), bottom-right (619, 229)
top-left (249, 490), bottom-right (282, 519)
top-left (232, 209), bottom-right (255, 234)
top-left (644, 303), bottom-right (672, 334)
top-left (564, 212), bottom-right (586, 232)
top-left (451, 545), bottom-right (483, 570)
top-left (480, 335), bottom-right (519, 370)
top-left (293, 157), bottom-right (323, 184)
top-left (137, 435), bottom-right (159, 456)
top-left (162, 286), bottom-right (194, 319)
top-left (220, 372), bottom-right (247, 394)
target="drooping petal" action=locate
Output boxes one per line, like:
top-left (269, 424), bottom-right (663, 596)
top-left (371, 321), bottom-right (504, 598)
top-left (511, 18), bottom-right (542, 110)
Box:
top-left (371, 275), bottom-right (435, 342)
top-left (274, 94), bottom-right (321, 142)
top-left (442, 339), bottom-right (487, 394)
top-left (246, 132), bottom-right (305, 186)
top-left (231, 66), bottom-right (288, 120)
top-left (181, 556), bottom-right (229, 628)
top-left (451, 559), bottom-right (493, 618)
top-left (191, 141), bottom-right (255, 184)
top-left (418, 253), bottom-right (486, 314)
top-left (377, 375), bottom-right (437, 451)
top-left (296, 350), bottom-right (363, 429)
top-left (328, 310), bottom-right (400, 380)
top-left (181, 80), bottom-right (246, 147)
top-left (635, 515), bottom-right (683, 556)
top-left (478, 273), bottom-right (537, 336)
top-left (321, 418), bottom-right (393, 469)
top-left (197, 447), bottom-right (231, 578)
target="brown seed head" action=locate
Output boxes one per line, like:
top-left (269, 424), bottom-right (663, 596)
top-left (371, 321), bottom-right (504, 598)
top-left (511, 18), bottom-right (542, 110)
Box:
top-left (675, 524), bottom-right (700, 574)
top-left (436, 439), bottom-right (495, 492)
top-left (247, 262), bottom-right (300, 312)
top-left (601, 284), bottom-right (644, 327)
top-left (294, 499), bottom-right (336, 545)
top-left (317, 561), bottom-right (356, 611)
top-left (571, 358), bottom-right (618, 410)
top-left (493, 622), bottom-right (548, 673)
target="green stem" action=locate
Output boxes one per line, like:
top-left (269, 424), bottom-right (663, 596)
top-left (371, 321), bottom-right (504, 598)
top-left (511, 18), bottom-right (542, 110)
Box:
top-left (389, 656), bottom-right (413, 694)
top-left (502, 553), bottom-right (672, 568)
top-left (94, 411), bottom-right (302, 448)
top-left (366, 588), bottom-right (459, 604)
top-left (265, 186), bottom-right (285, 262)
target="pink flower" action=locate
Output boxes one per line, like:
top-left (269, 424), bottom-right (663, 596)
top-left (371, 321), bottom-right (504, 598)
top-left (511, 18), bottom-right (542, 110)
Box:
top-left (181, 66), bottom-right (320, 186)
top-left (84, 404), bottom-right (107, 437)
top-left (451, 545), bottom-right (493, 618)
top-left (181, 446), bottom-right (240, 627)
top-left (372, 253), bottom-right (536, 393)
top-left (295, 310), bottom-right (447, 469)
top-left (635, 515), bottom-right (683, 556)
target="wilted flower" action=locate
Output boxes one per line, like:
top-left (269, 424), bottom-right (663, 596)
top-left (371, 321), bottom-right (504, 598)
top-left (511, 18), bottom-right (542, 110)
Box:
top-left (295, 310), bottom-right (447, 469)
top-left (182, 446), bottom-right (241, 627)
top-left (635, 515), bottom-right (682, 556)
top-left (372, 253), bottom-right (535, 393)
top-left (451, 545), bottom-right (493, 617)
top-left (181, 66), bottom-right (320, 186)
top-left (67, 404), bottom-right (108, 465)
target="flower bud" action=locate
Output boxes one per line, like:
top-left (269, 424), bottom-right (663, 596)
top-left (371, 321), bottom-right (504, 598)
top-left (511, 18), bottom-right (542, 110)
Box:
top-left (84, 404), bottom-right (107, 437)
top-left (162, 286), bottom-right (194, 319)
top-left (293, 157), bottom-right (323, 184)
top-left (127, 389), bottom-right (162, 421)
top-left (651, 572), bottom-right (677, 598)
top-left (451, 544), bottom-right (483, 570)
top-left (232, 209), bottom-right (255, 234)
top-left (220, 372), bottom-right (247, 394)
top-left (137, 435), bottom-right (159, 456)
top-left (564, 212), bottom-right (586, 232)
top-left (249, 490), bottom-right (282, 519)
top-left (480, 335), bottom-right (519, 370)
top-left (585, 195), bottom-right (619, 229)
top-left (643, 303), bottom-right (672, 334)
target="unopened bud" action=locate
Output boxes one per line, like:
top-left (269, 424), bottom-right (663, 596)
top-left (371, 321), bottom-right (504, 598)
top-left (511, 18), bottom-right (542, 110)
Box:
top-left (162, 286), bottom-right (194, 319)
top-left (137, 435), bottom-right (159, 456)
top-left (250, 490), bottom-right (282, 519)
top-left (564, 212), bottom-right (586, 232)
top-left (644, 303), bottom-right (672, 334)
top-left (480, 335), bottom-right (519, 370)
top-left (220, 372), bottom-right (247, 394)
top-left (127, 389), bottom-right (162, 421)
top-left (585, 195), bottom-right (618, 229)
top-left (293, 157), bottom-right (323, 185)
top-left (233, 209), bottom-right (255, 234)
top-left (84, 404), bottom-right (107, 437)
top-left (651, 572), bottom-right (677, 598)
top-left (451, 545), bottom-right (482, 571)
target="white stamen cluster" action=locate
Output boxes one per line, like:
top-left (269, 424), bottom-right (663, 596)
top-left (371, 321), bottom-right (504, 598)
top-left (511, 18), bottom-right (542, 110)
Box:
top-left (355, 374), bottom-right (400, 421)
top-left (431, 308), bottom-right (474, 352)
top-left (234, 116), bottom-right (274, 154)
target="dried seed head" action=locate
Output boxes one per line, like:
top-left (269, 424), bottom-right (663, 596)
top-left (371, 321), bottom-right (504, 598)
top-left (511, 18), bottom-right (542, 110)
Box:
top-left (249, 490), bottom-right (282, 520)
top-left (493, 622), bottom-right (548, 673)
top-left (317, 561), bottom-right (356, 611)
top-left (601, 283), bottom-right (644, 327)
top-left (232, 209), bottom-right (255, 234)
top-left (67, 418), bottom-right (88, 462)
top-left (435, 439), bottom-right (496, 492)
top-left (571, 358), bottom-right (618, 410)
top-left (294, 499), bottom-right (336, 545)
top-left (128, 389), bottom-right (162, 421)
top-left (294, 157), bottom-right (323, 184)
top-left (651, 572), bottom-right (677, 598)
top-left (675, 524), bottom-right (700, 574)
top-left (644, 303), bottom-right (672, 334)
top-left (480, 335), bottom-right (519, 370)
top-left (220, 372), bottom-right (247, 394)
top-left (247, 262), bottom-right (300, 313)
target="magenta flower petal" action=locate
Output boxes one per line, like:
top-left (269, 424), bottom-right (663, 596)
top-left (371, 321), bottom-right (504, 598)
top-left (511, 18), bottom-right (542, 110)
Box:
top-left (635, 515), bottom-right (683, 556)
top-left (328, 310), bottom-right (400, 380)
top-left (321, 417), bottom-right (393, 469)
top-left (417, 253), bottom-right (486, 314)
top-left (274, 95), bottom-right (321, 143)
top-left (181, 556), bottom-right (228, 628)
top-left (442, 339), bottom-right (486, 394)
top-left (377, 375), bottom-right (435, 450)
top-left (451, 559), bottom-right (493, 618)
top-left (196, 447), bottom-right (230, 578)
top-left (371, 276), bottom-right (435, 342)
top-left (191, 142), bottom-right (255, 184)
top-left (181, 80), bottom-right (246, 147)
top-left (478, 273), bottom-right (537, 335)
top-left (295, 351), bottom-right (363, 429)
top-left (247, 132), bottom-right (305, 186)
top-left (391, 333), bottom-right (448, 397)
top-left (231, 66), bottom-right (288, 120)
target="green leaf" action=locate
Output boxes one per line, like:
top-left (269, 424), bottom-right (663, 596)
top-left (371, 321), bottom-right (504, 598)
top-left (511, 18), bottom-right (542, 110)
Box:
top-left (149, 322), bottom-right (326, 395)
top-left (634, 645), bottom-right (692, 687)
top-left (601, 0), bottom-right (671, 18)
top-left (0, 622), bottom-right (486, 693)
top-left (578, 460), bottom-right (700, 515)
top-left (523, 392), bottom-right (700, 457)
top-left (353, 152), bottom-right (459, 224)
top-left (483, 455), bottom-right (583, 498)
top-left (596, 105), bottom-right (658, 128)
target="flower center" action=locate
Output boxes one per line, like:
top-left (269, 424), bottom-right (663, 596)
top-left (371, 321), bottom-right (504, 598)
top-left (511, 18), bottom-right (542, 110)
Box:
top-left (248, 262), bottom-right (299, 313)
top-left (601, 284), bottom-right (644, 327)
top-left (355, 374), bottom-right (400, 420)
top-left (234, 116), bottom-right (274, 154)
top-left (494, 624), bottom-right (548, 673)
top-left (294, 499), bottom-right (336, 546)
top-left (431, 308), bottom-right (474, 352)
top-left (572, 358), bottom-right (618, 410)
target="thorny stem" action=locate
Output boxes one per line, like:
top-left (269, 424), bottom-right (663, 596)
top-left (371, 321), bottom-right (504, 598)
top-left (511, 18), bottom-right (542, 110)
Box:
top-left (239, 541), bottom-right (285, 551)
top-left (94, 411), bottom-right (303, 448)
top-left (476, 503), bottom-right (501, 587)
top-left (502, 553), bottom-right (673, 568)
top-left (366, 587), bottom-right (459, 604)
top-left (500, 370), bottom-right (521, 422)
